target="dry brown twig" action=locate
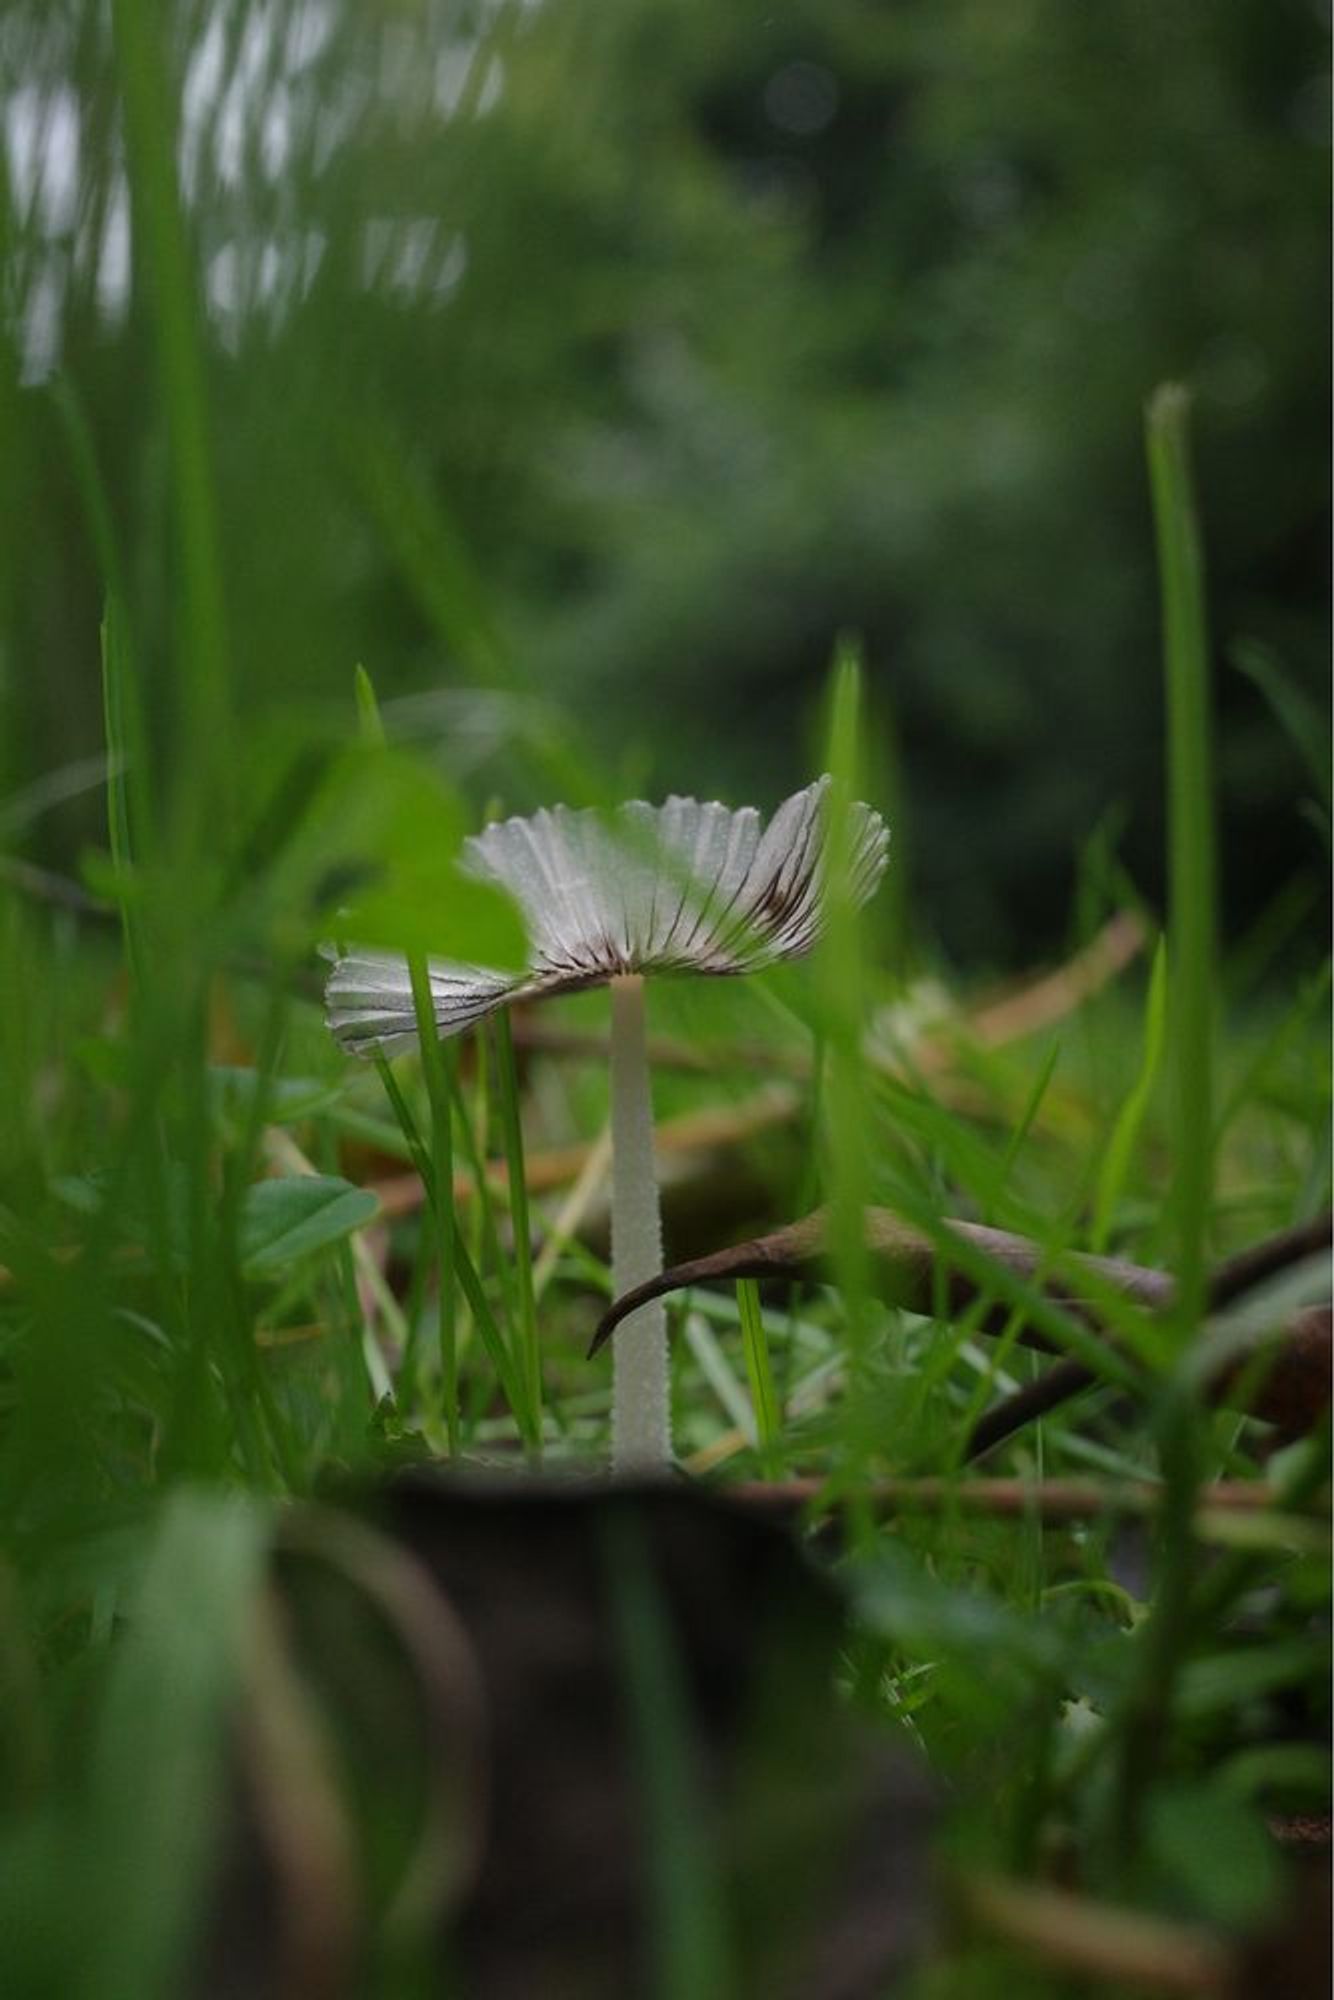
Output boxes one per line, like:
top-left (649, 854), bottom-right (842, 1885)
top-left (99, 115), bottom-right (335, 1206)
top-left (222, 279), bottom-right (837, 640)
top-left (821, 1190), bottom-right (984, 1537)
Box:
top-left (957, 1872), bottom-right (1230, 1996)
top-left (591, 1207), bottom-right (1333, 1444)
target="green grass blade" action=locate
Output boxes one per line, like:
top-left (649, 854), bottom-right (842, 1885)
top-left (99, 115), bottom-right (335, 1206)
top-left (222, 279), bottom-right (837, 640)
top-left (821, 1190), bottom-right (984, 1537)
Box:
top-left (1146, 383), bottom-right (1217, 1337)
top-left (992, 1034), bottom-right (1064, 1216)
top-left (98, 600), bottom-right (147, 985)
top-left (601, 1509), bottom-right (734, 2000)
top-left (492, 1010), bottom-right (542, 1448)
top-left (79, 1491), bottom-right (270, 2000)
top-left (409, 959), bottom-right (459, 1455)
top-left (737, 1277), bottom-right (781, 1473)
top-left (354, 662), bottom-right (388, 746)
top-left (1090, 936), bottom-right (1167, 1254)
top-left (1103, 384), bottom-right (1221, 1868)
top-left (1229, 637), bottom-right (1331, 815)
top-left (376, 1033), bottom-right (531, 1443)
top-left (110, 0), bottom-right (231, 839)
top-left (814, 642), bottom-right (874, 1370)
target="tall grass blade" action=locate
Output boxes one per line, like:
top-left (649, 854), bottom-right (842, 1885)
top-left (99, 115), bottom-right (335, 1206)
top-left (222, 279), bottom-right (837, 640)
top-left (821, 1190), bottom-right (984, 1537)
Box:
top-left (79, 1491), bottom-right (270, 2000)
top-left (1091, 937), bottom-right (1167, 1254)
top-left (98, 601), bottom-right (146, 983)
top-left (1106, 383), bottom-right (1221, 1867)
top-left (601, 1509), bottom-right (734, 2000)
top-left (492, 1011), bottom-right (542, 1449)
top-left (737, 1277), bottom-right (781, 1472)
top-left (1146, 383), bottom-right (1217, 1338)
top-left (354, 662), bottom-right (388, 747)
top-left (377, 1019), bottom-right (531, 1444)
top-left (110, 0), bottom-right (231, 839)
top-left (409, 959), bottom-right (460, 1455)
top-left (814, 643), bottom-right (874, 1378)
top-left (1229, 638), bottom-right (1331, 817)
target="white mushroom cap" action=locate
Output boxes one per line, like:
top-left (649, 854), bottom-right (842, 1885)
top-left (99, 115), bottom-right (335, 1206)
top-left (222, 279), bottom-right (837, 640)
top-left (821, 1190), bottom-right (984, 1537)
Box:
top-left (325, 775), bottom-right (888, 1058)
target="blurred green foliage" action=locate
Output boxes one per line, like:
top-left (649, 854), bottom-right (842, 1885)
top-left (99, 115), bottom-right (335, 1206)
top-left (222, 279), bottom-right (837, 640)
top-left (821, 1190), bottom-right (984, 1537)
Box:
top-left (2, 0), bottom-right (1328, 958)
top-left (0, 13), bottom-right (1328, 1995)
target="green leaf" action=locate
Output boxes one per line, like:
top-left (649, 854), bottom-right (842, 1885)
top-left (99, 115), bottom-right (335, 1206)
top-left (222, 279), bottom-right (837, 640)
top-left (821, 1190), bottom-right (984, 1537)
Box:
top-left (1216, 1742), bottom-right (1332, 1811)
top-left (296, 743), bottom-right (528, 967)
top-left (1145, 1782), bottom-right (1284, 1930)
top-left (239, 1175), bottom-right (379, 1277)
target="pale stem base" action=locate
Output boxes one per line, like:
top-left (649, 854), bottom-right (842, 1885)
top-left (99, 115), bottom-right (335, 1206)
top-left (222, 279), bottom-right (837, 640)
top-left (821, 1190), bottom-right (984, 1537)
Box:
top-left (609, 973), bottom-right (670, 1471)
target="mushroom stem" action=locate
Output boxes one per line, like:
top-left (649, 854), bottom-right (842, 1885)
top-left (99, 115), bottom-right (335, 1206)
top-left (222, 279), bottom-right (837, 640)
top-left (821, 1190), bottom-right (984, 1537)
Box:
top-left (608, 973), bottom-right (670, 1470)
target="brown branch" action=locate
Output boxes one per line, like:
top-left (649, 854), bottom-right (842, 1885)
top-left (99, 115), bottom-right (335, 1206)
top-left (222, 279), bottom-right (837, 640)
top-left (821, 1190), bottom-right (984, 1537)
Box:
top-left (588, 1207), bottom-right (1177, 1357)
top-left (967, 1356), bottom-right (1095, 1459)
top-left (969, 1292), bottom-right (1333, 1460)
top-left (1208, 1213), bottom-right (1334, 1307)
top-left (590, 1207), bottom-right (1333, 1444)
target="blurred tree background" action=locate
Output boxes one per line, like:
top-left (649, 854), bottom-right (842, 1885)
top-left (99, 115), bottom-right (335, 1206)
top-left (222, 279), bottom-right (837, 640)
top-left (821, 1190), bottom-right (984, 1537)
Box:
top-left (2, 0), bottom-right (1328, 962)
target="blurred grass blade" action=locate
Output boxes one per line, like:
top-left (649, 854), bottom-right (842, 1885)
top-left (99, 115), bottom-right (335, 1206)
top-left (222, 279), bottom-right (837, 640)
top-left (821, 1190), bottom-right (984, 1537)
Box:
top-left (1146, 385), bottom-right (1216, 1336)
top-left (1229, 638), bottom-right (1331, 815)
top-left (814, 642), bottom-right (874, 1374)
top-left (492, 1011), bottom-right (542, 1449)
top-left (111, 0), bottom-right (231, 838)
top-left (737, 1277), bottom-right (781, 1471)
top-left (348, 422), bottom-right (592, 805)
top-left (1107, 385), bottom-right (1220, 1864)
top-left (995, 1034), bottom-right (1063, 1206)
top-left (81, 1491), bottom-right (270, 2000)
top-left (98, 598), bottom-right (148, 983)
top-left (380, 1000), bottom-right (533, 1445)
top-left (354, 662), bottom-right (388, 747)
top-left (410, 959), bottom-right (460, 1455)
top-left (351, 421), bottom-right (507, 687)
top-left (601, 1508), bottom-right (734, 2000)
top-left (56, 379), bottom-right (153, 979)
top-left (50, 378), bottom-right (129, 608)
top-left (1090, 938), bottom-right (1167, 1254)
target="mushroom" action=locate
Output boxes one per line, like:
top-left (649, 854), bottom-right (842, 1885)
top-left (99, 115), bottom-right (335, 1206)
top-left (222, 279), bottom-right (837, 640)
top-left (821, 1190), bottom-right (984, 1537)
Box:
top-left (325, 776), bottom-right (889, 1471)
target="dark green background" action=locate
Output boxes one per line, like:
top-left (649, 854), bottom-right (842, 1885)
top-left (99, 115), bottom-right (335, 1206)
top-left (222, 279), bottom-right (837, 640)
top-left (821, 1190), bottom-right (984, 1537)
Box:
top-left (3, 0), bottom-right (1328, 960)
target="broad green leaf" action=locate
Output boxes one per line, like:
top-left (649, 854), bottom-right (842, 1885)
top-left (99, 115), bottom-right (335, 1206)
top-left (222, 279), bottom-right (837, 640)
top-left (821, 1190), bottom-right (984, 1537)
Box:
top-left (1217, 1742), bottom-right (1332, 1809)
top-left (239, 1174), bottom-right (379, 1277)
top-left (1145, 1782), bottom-right (1283, 1929)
